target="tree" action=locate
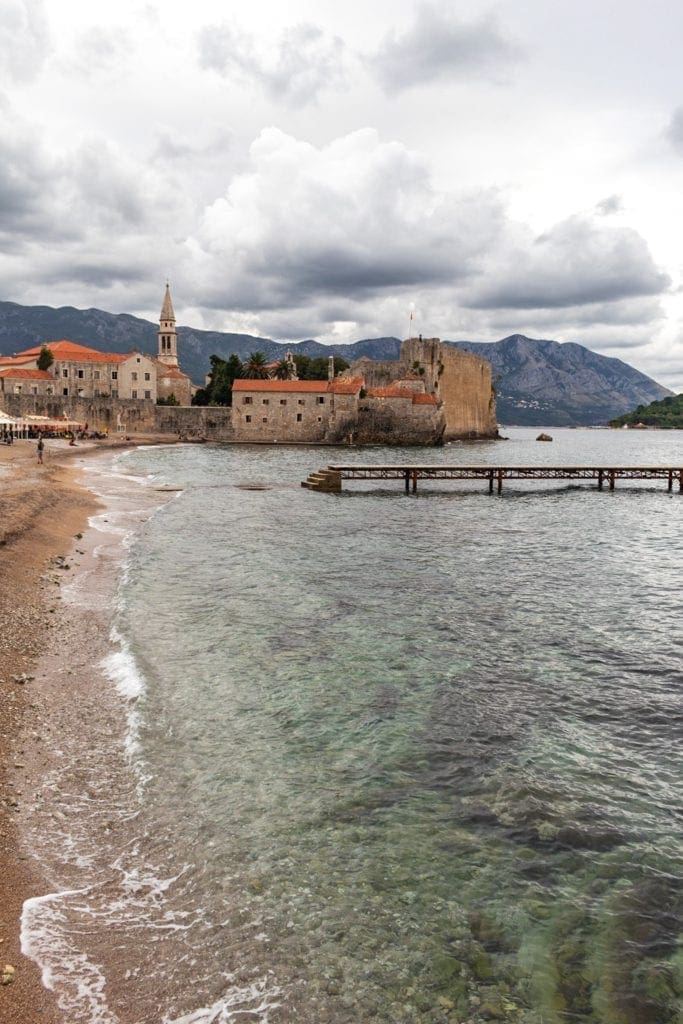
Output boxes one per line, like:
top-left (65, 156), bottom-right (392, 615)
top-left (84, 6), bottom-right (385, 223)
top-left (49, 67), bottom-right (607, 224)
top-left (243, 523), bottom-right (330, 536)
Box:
top-left (293, 355), bottom-right (349, 380)
top-left (244, 351), bottom-right (270, 379)
top-left (192, 353), bottom-right (244, 406)
top-left (157, 393), bottom-right (179, 406)
top-left (37, 345), bottom-right (54, 371)
top-left (274, 358), bottom-right (293, 380)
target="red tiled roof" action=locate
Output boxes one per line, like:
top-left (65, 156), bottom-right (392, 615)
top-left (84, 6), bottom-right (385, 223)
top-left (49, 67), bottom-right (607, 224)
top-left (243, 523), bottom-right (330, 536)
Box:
top-left (330, 376), bottom-right (364, 394)
top-left (156, 363), bottom-right (190, 379)
top-left (16, 340), bottom-right (131, 364)
top-left (233, 376), bottom-right (363, 395)
top-left (0, 355), bottom-right (36, 367)
top-left (366, 386), bottom-right (413, 399)
top-left (411, 392), bottom-right (438, 405)
top-left (0, 367), bottom-right (54, 380)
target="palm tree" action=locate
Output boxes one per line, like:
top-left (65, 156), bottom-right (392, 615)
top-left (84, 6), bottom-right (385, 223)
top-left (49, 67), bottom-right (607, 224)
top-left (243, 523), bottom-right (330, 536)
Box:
top-left (244, 351), bottom-right (269, 379)
top-left (273, 359), bottom-right (292, 380)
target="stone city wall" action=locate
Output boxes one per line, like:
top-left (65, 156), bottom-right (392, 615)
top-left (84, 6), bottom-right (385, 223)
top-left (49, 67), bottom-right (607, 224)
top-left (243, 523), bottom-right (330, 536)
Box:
top-left (2, 394), bottom-right (234, 441)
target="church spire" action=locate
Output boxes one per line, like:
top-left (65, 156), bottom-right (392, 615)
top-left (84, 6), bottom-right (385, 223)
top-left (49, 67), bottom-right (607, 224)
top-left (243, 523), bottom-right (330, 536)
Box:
top-left (158, 282), bottom-right (178, 366)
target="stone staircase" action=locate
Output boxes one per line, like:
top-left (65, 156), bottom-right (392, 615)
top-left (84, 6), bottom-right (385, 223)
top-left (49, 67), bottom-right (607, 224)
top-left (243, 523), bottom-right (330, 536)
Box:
top-left (301, 467), bottom-right (342, 492)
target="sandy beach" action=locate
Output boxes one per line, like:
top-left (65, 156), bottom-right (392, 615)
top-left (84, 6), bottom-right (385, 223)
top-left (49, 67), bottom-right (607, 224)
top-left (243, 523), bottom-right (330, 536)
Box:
top-left (0, 434), bottom-right (176, 1024)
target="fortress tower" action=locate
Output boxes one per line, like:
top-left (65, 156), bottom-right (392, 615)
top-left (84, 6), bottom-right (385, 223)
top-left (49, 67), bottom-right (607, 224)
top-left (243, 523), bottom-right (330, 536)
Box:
top-left (158, 282), bottom-right (178, 367)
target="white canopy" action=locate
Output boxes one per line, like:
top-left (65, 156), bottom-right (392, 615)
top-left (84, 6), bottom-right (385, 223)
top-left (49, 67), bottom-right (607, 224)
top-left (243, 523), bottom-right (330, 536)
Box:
top-left (0, 410), bottom-right (84, 436)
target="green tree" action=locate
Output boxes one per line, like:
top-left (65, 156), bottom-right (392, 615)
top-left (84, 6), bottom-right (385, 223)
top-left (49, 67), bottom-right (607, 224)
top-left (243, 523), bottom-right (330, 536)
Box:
top-left (274, 358), bottom-right (293, 380)
top-left (192, 353), bottom-right (244, 406)
top-left (244, 351), bottom-right (270, 379)
top-left (37, 345), bottom-right (54, 371)
top-left (293, 355), bottom-right (349, 380)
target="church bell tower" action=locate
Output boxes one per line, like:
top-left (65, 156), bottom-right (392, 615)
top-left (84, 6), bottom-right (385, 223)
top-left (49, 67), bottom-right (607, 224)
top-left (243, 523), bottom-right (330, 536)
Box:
top-left (158, 282), bottom-right (179, 367)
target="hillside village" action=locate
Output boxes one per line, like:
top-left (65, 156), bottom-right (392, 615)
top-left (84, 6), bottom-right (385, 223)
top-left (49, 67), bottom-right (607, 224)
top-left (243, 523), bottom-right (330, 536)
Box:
top-left (0, 286), bottom-right (498, 444)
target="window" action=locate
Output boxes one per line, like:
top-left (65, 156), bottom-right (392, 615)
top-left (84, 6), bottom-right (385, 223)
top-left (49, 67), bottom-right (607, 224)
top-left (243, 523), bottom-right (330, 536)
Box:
top-left (63, 387), bottom-right (68, 396)
top-left (262, 398), bottom-right (269, 405)
top-left (112, 371), bottom-right (118, 380)
top-left (77, 369), bottom-right (84, 379)
top-left (317, 396), bottom-right (325, 404)
top-left (32, 387), bottom-right (38, 394)
top-left (132, 372), bottom-right (138, 381)
top-left (132, 389), bottom-right (138, 399)
top-left (280, 399), bottom-right (287, 406)
top-left (144, 390), bottom-right (151, 399)
top-left (94, 370), bottom-right (100, 380)
top-left (144, 372), bottom-right (150, 381)
top-left (243, 396), bottom-right (252, 405)
top-left (317, 416), bottom-right (322, 422)
top-left (298, 399), bottom-right (305, 406)
top-left (46, 386), bottom-right (53, 396)
top-left (136, 356), bottom-right (141, 363)
top-left (296, 413), bottom-right (302, 422)
top-left (245, 415), bottom-right (252, 423)
top-left (262, 416), bottom-right (268, 423)
top-left (62, 368), bottom-right (68, 377)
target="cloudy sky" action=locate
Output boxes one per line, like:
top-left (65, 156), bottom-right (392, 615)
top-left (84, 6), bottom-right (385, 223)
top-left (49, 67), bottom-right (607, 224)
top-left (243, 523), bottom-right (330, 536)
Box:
top-left (2, 0), bottom-right (683, 388)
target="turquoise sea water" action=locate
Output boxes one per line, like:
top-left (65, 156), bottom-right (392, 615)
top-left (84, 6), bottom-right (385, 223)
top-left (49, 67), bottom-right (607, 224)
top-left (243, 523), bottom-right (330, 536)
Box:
top-left (21, 429), bottom-right (683, 1023)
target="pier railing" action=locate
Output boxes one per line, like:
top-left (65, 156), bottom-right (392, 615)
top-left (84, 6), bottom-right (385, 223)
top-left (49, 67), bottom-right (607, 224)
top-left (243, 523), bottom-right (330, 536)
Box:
top-left (301, 466), bottom-right (683, 494)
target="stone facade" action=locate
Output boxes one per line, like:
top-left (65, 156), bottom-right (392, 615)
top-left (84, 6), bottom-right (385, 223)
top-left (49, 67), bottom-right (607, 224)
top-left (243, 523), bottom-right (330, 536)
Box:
top-left (231, 378), bottom-right (363, 442)
top-left (0, 286), bottom-right (194, 405)
top-left (348, 337), bottom-right (497, 441)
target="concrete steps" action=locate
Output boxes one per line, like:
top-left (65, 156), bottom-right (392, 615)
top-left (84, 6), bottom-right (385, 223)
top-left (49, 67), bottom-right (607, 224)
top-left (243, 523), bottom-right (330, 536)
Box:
top-left (301, 468), bottom-right (342, 492)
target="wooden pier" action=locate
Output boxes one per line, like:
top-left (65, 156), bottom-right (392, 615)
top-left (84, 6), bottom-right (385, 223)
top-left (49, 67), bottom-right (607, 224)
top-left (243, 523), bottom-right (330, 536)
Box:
top-left (302, 465), bottom-right (683, 494)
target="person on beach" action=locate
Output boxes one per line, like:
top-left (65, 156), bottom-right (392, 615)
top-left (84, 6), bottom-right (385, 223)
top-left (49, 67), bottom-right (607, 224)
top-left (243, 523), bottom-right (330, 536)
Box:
top-left (37, 435), bottom-right (44, 463)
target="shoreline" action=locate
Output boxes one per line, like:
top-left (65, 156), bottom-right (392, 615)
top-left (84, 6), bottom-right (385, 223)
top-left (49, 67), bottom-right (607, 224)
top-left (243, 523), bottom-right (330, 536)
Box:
top-left (0, 434), bottom-right (174, 1024)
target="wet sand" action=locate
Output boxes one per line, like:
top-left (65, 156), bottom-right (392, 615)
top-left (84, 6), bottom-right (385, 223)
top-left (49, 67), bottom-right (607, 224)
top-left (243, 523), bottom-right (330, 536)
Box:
top-left (0, 435), bottom-right (176, 1024)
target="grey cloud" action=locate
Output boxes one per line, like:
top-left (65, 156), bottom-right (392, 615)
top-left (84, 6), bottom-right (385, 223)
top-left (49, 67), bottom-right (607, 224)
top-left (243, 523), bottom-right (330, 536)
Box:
top-left (466, 215), bottom-right (670, 311)
top-left (664, 105), bottom-right (683, 151)
top-left (197, 21), bottom-right (346, 106)
top-left (0, 0), bottom-right (50, 84)
top-left (190, 126), bottom-right (506, 314)
top-left (367, 3), bottom-right (521, 92)
top-left (65, 25), bottom-right (132, 78)
top-left (595, 194), bottom-right (623, 216)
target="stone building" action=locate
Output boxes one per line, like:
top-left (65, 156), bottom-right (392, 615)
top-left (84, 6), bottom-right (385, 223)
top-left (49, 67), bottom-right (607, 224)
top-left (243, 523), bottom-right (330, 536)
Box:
top-left (0, 285), bottom-right (193, 405)
top-left (0, 366), bottom-right (57, 396)
top-left (347, 337), bottom-right (497, 441)
top-left (231, 376), bottom-right (364, 442)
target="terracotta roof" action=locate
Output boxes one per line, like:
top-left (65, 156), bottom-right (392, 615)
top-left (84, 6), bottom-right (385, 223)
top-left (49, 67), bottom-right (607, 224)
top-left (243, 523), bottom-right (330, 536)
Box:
top-left (156, 363), bottom-right (190, 379)
top-left (233, 377), bottom-right (363, 395)
top-left (0, 367), bottom-right (54, 380)
top-left (411, 392), bottom-right (438, 405)
top-left (329, 376), bottom-right (364, 395)
top-left (16, 341), bottom-right (128, 364)
top-left (366, 386), bottom-right (413, 399)
top-left (0, 355), bottom-right (37, 367)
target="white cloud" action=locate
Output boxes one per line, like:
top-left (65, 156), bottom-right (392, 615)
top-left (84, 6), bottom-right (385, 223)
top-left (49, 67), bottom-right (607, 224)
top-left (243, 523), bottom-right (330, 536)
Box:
top-left (466, 214), bottom-right (671, 311)
top-left (0, 0), bottom-right (50, 84)
top-left (186, 127), bottom-right (505, 313)
top-left (366, 3), bottom-right (521, 92)
top-left (197, 20), bottom-right (346, 106)
top-left (664, 105), bottom-right (683, 152)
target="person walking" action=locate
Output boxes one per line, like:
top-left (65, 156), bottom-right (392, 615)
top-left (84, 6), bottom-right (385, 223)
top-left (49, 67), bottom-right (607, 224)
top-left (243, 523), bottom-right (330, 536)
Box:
top-left (37, 435), bottom-right (44, 464)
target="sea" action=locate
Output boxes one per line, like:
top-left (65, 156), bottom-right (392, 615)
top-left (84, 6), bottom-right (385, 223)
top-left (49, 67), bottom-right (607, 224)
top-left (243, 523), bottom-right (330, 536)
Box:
top-left (17, 427), bottom-right (683, 1024)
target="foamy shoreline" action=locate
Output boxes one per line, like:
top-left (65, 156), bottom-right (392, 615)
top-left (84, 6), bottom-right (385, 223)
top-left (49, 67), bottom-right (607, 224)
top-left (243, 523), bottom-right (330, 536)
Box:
top-left (0, 438), bottom-right (176, 1024)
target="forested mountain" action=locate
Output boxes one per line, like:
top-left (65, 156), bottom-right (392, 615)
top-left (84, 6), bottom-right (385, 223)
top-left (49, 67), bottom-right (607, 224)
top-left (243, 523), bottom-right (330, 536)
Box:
top-left (0, 301), bottom-right (670, 426)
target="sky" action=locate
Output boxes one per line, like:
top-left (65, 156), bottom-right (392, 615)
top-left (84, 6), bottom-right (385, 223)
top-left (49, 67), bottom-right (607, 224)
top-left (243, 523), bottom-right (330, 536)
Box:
top-left (2, 0), bottom-right (683, 390)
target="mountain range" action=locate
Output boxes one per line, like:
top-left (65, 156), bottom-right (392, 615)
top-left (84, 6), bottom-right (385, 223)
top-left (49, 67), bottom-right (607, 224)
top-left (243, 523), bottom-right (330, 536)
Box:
top-left (0, 301), bottom-right (671, 426)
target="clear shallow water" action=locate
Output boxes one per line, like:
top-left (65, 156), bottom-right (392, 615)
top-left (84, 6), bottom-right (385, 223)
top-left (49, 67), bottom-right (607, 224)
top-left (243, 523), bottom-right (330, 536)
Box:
top-left (21, 430), bottom-right (683, 1023)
